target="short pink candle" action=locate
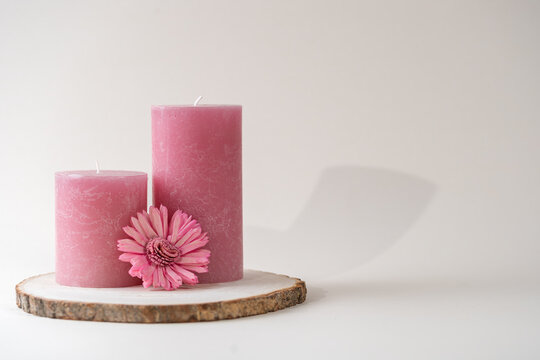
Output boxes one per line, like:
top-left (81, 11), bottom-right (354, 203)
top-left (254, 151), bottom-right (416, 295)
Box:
top-left (152, 105), bottom-right (243, 283)
top-left (55, 170), bottom-right (147, 287)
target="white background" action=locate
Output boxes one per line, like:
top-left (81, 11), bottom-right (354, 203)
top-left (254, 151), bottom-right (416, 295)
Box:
top-left (1, 0), bottom-right (540, 359)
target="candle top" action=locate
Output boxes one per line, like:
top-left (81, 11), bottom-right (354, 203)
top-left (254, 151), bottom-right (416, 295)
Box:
top-left (56, 170), bottom-right (147, 178)
top-left (152, 104), bottom-right (241, 109)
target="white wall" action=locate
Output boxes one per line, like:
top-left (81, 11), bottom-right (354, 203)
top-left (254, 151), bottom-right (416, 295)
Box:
top-left (1, 1), bottom-right (539, 358)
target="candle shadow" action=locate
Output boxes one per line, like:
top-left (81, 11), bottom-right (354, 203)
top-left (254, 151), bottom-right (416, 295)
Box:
top-left (245, 166), bottom-right (437, 281)
top-left (306, 278), bottom-right (477, 302)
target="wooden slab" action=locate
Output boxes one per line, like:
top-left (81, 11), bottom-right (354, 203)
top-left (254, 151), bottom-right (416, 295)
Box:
top-left (16, 270), bottom-right (306, 323)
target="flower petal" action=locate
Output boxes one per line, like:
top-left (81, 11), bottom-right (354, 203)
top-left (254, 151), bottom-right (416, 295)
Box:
top-left (152, 267), bottom-right (160, 287)
top-left (129, 265), bottom-right (143, 278)
top-left (130, 254), bottom-right (149, 268)
top-left (179, 236), bottom-right (209, 255)
top-left (181, 265), bottom-right (209, 273)
top-left (123, 226), bottom-right (147, 246)
top-left (141, 264), bottom-right (156, 288)
top-left (165, 266), bottom-right (183, 288)
top-left (141, 263), bottom-right (155, 279)
top-left (160, 205), bottom-right (168, 239)
top-left (157, 266), bottom-right (167, 288)
top-left (142, 277), bottom-right (153, 288)
top-left (175, 227), bottom-right (201, 248)
top-left (128, 256), bottom-right (150, 279)
top-left (169, 210), bottom-right (182, 241)
top-left (131, 217), bottom-right (148, 241)
top-left (172, 264), bottom-right (198, 285)
top-left (119, 253), bottom-right (139, 262)
top-left (177, 255), bottom-right (210, 266)
top-left (163, 267), bottom-right (183, 290)
top-left (170, 211), bottom-right (191, 239)
top-left (162, 275), bottom-right (172, 290)
top-left (171, 219), bottom-right (197, 245)
top-left (117, 239), bottom-right (145, 254)
top-left (183, 227), bottom-right (203, 245)
top-left (138, 211), bottom-right (158, 238)
top-left (177, 248), bottom-right (210, 264)
top-left (149, 206), bottom-right (164, 238)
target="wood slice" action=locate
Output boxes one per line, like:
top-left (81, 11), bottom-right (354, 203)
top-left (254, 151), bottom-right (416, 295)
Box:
top-left (16, 270), bottom-right (306, 323)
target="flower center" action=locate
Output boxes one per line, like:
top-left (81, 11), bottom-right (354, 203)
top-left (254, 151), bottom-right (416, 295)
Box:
top-left (146, 238), bottom-right (179, 266)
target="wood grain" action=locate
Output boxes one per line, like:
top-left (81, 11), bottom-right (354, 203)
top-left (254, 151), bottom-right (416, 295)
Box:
top-left (16, 272), bottom-right (306, 323)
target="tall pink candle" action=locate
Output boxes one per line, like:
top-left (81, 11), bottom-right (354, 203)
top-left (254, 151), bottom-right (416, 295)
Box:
top-left (152, 105), bottom-right (243, 283)
top-left (55, 170), bottom-right (147, 287)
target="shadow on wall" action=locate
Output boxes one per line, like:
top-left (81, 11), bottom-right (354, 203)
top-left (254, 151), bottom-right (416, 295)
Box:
top-left (245, 166), bottom-right (437, 280)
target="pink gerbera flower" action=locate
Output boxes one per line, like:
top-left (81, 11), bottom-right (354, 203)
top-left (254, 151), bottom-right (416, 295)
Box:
top-left (117, 205), bottom-right (210, 290)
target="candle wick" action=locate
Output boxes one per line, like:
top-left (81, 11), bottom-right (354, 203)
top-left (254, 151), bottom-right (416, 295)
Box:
top-left (194, 96), bottom-right (203, 106)
top-left (95, 160), bottom-right (100, 174)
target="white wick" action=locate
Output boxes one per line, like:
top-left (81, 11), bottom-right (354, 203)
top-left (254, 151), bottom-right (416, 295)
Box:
top-left (95, 160), bottom-right (100, 174)
top-left (194, 95), bottom-right (203, 106)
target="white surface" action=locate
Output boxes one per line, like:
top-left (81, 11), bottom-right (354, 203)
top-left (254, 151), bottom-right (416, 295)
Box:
top-left (19, 271), bottom-right (297, 305)
top-left (1, 0), bottom-right (540, 359)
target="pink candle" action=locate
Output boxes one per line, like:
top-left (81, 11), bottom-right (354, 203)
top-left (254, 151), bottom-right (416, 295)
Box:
top-left (55, 170), bottom-right (147, 287)
top-left (152, 105), bottom-right (243, 283)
